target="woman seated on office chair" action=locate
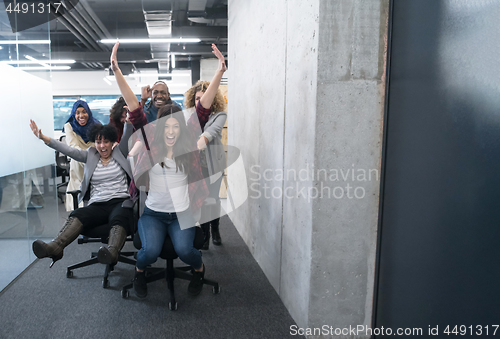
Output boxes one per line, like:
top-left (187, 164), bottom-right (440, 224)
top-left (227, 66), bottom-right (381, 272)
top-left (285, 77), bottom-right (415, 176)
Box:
top-left (110, 41), bottom-right (226, 298)
top-left (29, 121), bottom-right (135, 268)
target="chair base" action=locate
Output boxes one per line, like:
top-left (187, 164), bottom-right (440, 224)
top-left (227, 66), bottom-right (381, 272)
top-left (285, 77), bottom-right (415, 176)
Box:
top-left (121, 258), bottom-right (220, 310)
top-left (66, 251), bottom-right (136, 288)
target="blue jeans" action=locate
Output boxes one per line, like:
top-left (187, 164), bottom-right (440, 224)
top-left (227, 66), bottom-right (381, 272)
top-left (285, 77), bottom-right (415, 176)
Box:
top-left (136, 206), bottom-right (202, 270)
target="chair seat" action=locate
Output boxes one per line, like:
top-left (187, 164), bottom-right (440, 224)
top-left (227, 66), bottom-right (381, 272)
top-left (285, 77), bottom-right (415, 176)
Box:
top-left (159, 226), bottom-right (205, 259)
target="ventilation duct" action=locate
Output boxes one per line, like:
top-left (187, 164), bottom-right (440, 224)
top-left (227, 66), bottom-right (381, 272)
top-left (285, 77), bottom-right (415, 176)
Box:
top-left (142, 0), bottom-right (173, 70)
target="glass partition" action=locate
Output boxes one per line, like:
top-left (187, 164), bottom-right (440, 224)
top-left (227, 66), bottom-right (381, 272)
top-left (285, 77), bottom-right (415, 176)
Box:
top-left (0, 4), bottom-right (58, 291)
top-left (53, 95), bottom-right (185, 129)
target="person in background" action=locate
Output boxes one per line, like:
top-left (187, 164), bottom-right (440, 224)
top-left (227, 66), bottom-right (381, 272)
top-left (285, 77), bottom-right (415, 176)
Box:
top-left (108, 96), bottom-right (127, 142)
top-left (184, 57), bottom-right (227, 249)
top-left (63, 100), bottom-right (101, 211)
top-left (140, 81), bottom-right (180, 123)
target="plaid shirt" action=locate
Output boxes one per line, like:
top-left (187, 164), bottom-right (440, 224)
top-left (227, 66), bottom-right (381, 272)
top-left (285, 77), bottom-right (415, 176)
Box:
top-left (128, 103), bottom-right (211, 212)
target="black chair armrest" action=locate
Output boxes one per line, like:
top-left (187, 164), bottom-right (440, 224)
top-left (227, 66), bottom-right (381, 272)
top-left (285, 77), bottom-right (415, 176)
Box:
top-left (121, 197), bottom-right (138, 209)
top-left (67, 190), bottom-right (81, 198)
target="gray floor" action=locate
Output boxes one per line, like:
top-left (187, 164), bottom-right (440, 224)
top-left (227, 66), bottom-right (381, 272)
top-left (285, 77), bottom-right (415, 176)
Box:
top-left (0, 208), bottom-right (302, 338)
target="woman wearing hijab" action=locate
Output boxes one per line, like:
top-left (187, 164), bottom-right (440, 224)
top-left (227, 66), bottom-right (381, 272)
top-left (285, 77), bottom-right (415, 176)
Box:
top-left (64, 100), bottom-right (101, 211)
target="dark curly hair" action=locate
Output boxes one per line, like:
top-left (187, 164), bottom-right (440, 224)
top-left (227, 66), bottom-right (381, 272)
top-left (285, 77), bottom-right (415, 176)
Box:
top-left (108, 97), bottom-right (127, 141)
top-left (88, 124), bottom-right (118, 143)
top-left (109, 96), bottom-right (127, 125)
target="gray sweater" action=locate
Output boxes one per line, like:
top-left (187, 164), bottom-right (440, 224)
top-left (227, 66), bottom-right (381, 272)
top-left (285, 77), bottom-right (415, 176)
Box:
top-left (201, 111), bottom-right (227, 176)
top-left (47, 123), bottom-right (134, 203)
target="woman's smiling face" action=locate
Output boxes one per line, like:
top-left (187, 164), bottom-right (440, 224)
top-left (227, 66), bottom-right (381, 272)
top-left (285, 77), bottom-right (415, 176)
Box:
top-left (75, 106), bottom-right (89, 126)
top-left (164, 117), bottom-right (180, 147)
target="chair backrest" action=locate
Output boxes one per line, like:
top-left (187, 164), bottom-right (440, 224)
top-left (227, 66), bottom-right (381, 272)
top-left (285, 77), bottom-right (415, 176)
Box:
top-left (55, 135), bottom-right (70, 176)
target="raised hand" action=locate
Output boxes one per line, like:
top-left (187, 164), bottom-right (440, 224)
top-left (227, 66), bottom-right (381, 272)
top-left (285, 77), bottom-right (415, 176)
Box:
top-left (29, 119), bottom-right (42, 139)
top-left (212, 44), bottom-right (227, 73)
top-left (29, 119), bottom-right (49, 144)
top-left (110, 41), bottom-right (120, 73)
top-left (141, 85), bottom-right (152, 101)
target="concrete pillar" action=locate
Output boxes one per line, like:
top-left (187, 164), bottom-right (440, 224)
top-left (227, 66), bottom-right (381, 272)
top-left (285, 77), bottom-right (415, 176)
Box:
top-left (228, 0), bottom-right (389, 335)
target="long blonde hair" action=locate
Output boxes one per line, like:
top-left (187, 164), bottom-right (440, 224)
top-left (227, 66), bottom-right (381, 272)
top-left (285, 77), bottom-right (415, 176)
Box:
top-left (184, 80), bottom-right (226, 113)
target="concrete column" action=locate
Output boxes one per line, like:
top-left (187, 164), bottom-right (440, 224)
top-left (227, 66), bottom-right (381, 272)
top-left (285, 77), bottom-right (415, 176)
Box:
top-left (228, 0), bottom-right (389, 335)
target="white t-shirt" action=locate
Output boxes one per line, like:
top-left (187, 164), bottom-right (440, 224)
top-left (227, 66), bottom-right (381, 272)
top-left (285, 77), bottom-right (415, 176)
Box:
top-left (145, 158), bottom-right (190, 213)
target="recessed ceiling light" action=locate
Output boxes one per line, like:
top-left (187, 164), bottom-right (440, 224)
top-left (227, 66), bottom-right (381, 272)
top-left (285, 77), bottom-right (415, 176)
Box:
top-left (1, 59), bottom-right (75, 64)
top-left (19, 66), bottom-right (71, 71)
top-left (100, 38), bottom-right (201, 44)
top-left (0, 40), bottom-right (51, 45)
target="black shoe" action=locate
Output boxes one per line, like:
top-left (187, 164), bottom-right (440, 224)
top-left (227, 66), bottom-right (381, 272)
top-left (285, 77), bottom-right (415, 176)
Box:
top-left (211, 229), bottom-right (221, 246)
top-left (188, 264), bottom-right (205, 296)
top-left (133, 270), bottom-right (147, 298)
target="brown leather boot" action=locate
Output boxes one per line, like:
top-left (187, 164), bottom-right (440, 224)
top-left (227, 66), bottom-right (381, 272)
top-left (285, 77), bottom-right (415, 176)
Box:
top-left (97, 225), bottom-right (127, 265)
top-left (32, 217), bottom-right (83, 267)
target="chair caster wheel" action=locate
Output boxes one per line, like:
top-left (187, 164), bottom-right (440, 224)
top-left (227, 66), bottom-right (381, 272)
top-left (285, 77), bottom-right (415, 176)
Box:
top-left (102, 279), bottom-right (110, 288)
top-left (66, 270), bottom-right (73, 278)
top-left (121, 289), bottom-right (129, 299)
top-left (169, 302), bottom-right (178, 311)
top-left (213, 285), bottom-right (220, 294)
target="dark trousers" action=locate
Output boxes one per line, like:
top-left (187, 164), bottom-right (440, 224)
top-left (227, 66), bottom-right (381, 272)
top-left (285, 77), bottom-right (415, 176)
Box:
top-left (70, 198), bottom-right (133, 234)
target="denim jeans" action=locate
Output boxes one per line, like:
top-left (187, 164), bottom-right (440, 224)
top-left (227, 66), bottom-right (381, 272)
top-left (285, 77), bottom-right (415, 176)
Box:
top-left (136, 206), bottom-right (202, 270)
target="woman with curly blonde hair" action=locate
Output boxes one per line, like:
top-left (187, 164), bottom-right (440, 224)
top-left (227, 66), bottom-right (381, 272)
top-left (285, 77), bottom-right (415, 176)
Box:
top-left (184, 55), bottom-right (227, 250)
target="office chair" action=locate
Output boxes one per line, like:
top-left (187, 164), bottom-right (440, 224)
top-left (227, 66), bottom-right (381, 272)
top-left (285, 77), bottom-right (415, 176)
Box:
top-left (55, 135), bottom-right (70, 204)
top-left (65, 190), bottom-right (137, 288)
top-left (120, 198), bottom-right (220, 310)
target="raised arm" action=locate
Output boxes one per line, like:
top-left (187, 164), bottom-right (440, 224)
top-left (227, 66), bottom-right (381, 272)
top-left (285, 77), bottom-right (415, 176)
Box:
top-left (111, 42), bottom-right (140, 111)
top-left (30, 120), bottom-right (87, 162)
top-left (199, 44), bottom-right (227, 109)
top-left (30, 119), bottom-right (50, 144)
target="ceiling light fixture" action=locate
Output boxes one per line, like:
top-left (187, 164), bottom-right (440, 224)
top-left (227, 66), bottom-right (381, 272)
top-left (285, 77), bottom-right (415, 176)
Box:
top-left (100, 38), bottom-right (201, 44)
top-left (0, 40), bottom-right (51, 45)
top-left (128, 73), bottom-right (190, 78)
top-left (171, 54), bottom-right (176, 69)
top-left (19, 66), bottom-right (71, 71)
top-left (1, 59), bottom-right (75, 65)
top-left (24, 55), bottom-right (50, 68)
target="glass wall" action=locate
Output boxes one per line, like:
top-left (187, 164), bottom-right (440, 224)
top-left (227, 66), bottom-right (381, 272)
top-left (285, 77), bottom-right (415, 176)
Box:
top-left (53, 95), bottom-right (185, 129)
top-left (0, 7), bottom-right (59, 291)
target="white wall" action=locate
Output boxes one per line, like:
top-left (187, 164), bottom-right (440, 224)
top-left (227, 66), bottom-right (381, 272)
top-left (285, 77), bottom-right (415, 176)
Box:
top-left (229, 0), bottom-right (389, 332)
